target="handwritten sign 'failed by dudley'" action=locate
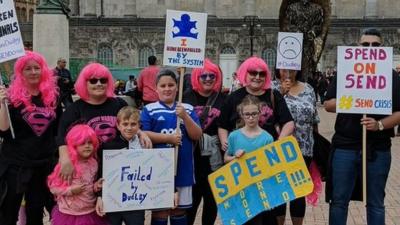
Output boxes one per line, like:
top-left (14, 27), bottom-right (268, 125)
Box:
top-left (0, 0), bottom-right (25, 63)
top-left (336, 46), bottom-right (393, 115)
top-left (208, 136), bottom-right (313, 225)
top-left (102, 148), bottom-right (174, 212)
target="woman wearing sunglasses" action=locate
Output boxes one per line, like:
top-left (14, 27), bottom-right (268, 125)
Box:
top-left (0, 51), bottom-right (62, 225)
top-left (218, 56), bottom-right (294, 224)
top-left (56, 63), bottom-right (151, 183)
top-left (183, 59), bottom-right (226, 225)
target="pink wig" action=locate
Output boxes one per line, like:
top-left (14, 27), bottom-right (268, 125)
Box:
top-left (47, 124), bottom-right (99, 190)
top-left (8, 51), bottom-right (58, 111)
top-left (74, 63), bottom-right (115, 101)
top-left (191, 58), bottom-right (222, 93)
top-left (236, 56), bottom-right (271, 90)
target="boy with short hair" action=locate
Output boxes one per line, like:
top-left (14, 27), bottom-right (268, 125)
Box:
top-left (95, 106), bottom-right (146, 225)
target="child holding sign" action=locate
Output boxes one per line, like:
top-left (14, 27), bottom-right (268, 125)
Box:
top-left (47, 124), bottom-right (108, 225)
top-left (224, 95), bottom-right (274, 225)
top-left (140, 69), bottom-right (202, 225)
top-left (95, 106), bottom-right (146, 225)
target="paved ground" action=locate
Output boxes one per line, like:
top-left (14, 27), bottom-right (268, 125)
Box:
top-left (43, 106), bottom-right (400, 225)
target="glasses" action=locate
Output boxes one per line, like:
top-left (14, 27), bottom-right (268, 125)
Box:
top-left (88, 78), bottom-right (108, 85)
top-left (248, 70), bottom-right (267, 78)
top-left (242, 111), bottom-right (260, 119)
top-left (200, 73), bottom-right (216, 81)
top-left (361, 42), bottom-right (381, 47)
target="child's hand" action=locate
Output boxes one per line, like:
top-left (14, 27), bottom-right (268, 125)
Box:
top-left (235, 149), bottom-right (245, 158)
top-left (94, 178), bottom-right (104, 192)
top-left (176, 103), bottom-right (188, 120)
top-left (95, 197), bottom-right (105, 217)
top-left (70, 184), bottom-right (84, 195)
top-left (138, 131), bottom-right (153, 148)
top-left (169, 133), bottom-right (182, 146)
top-left (173, 191), bottom-right (179, 209)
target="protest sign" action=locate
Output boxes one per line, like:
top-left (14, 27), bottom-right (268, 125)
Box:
top-left (276, 32), bottom-right (303, 70)
top-left (336, 46), bottom-right (393, 115)
top-left (163, 10), bottom-right (207, 68)
top-left (102, 148), bottom-right (175, 212)
top-left (0, 0), bottom-right (25, 63)
top-left (208, 136), bottom-right (313, 225)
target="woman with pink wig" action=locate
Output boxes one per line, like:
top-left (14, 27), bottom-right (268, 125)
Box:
top-left (218, 56), bottom-right (294, 224)
top-left (183, 59), bottom-right (226, 225)
top-left (48, 124), bottom-right (108, 225)
top-left (0, 51), bottom-right (62, 225)
top-left (56, 62), bottom-right (151, 182)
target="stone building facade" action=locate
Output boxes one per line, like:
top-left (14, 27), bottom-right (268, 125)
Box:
top-left (16, 0), bottom-right (400, 84)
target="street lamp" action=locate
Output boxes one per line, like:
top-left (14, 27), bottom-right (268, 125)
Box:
top-left (243, 15), bottom-right (261, 56)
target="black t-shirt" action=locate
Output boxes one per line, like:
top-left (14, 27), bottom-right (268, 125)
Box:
top-left (219, 87), bottom-right (293, 140)
top-left (97, 135), bottom-right (128, 179)
top-left (325, 72), bottom-right (400, 151)
top-left (183, 90), bottom-right (226, 136)
top-left (0, 96), bottom-right (62, 166)
top-left (56, 97), bottom-right (127, 146)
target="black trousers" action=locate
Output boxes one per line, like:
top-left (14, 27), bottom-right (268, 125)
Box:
top-left (187, 154), bottom-right (218, 225)
top-left (0, 165), bottom-right (54, 225)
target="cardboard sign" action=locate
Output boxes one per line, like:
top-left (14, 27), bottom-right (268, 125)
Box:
top-left (102, 148), bottom-right (175, 212)
top-left (276, 32), bottom-right (303, 70)
top-left (163, 10), bottom-right (207, 68)
top-left (208, 136), bottom-right (313, 225)
top-left (337, 46), bottom-right (393, 115)
top-left (0, 0), bottom-right (25, 63)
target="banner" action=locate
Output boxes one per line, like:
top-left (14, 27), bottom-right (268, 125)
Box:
top-left (102, 148), bottom-right (175, 212)
top-left (337, 46), bottom-right (393, 115)
top-left (208, 136), bottom-right (313, 225)
top-left (0, 0), bottom-right (25, 63)
top-left (163, 10), bottom-right (207, 68)
top-left (276, 32), bottom-right (303, 70)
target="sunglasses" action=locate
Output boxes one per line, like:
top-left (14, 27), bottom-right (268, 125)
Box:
top-left (88, 78), bottom-right (108, 85)
top-left (200, 73), bottom-right (216, 81)
top-left (361, 42), bottom-right (381, 47)
top-left (248, 70), bottom-right (267, 78)
top-left (242, 111), bottom-right (260, 119)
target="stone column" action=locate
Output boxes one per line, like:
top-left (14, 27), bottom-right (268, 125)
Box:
top-left (166, 0), bottom-right (176, 10)
top-left (80, 0), bottom-right (97, 16)
top-left (124, 0), bottom-right (136, 17)
top-left (34, 1), bottom-right (69, 68)
top-left (204, 0), bottom-right (216, 17)
top-left (330, 0), bottom-right (336, 17)
top-left (365, 0), bottom-right (377, 18)
top-left (243, 0), bottom-right (256, 16)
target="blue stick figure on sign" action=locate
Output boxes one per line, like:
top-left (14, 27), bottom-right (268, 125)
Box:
top-left (172, 14), bottom-right (198, 39)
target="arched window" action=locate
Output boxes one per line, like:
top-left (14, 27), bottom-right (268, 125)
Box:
top-left (97, 44), bottom-right (113, 67)
top-left (261, 48), bottom-right (276, 72)
top-left (28, 9), bottom-right (34, 22)
top-left (20, 8), bottom-right (27, 22)
top-left (138, 46), bottom-right (155, 67)
top-left (220, 46), bottom-right (236, 54)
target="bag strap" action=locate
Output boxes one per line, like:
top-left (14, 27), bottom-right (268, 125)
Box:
top-left (270, 89), bottom-right (275, 111)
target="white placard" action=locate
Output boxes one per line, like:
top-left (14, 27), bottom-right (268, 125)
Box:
top-left (103, 148), bottom-right (175, 212)
top-left (336, 46), bottom-right (393, 115)
top-left (0, 0), bottom-right (25, 63)
top-left (163, 10), bottom-right (207, 68)
top-left (276, 32), bottom-right (303, 70)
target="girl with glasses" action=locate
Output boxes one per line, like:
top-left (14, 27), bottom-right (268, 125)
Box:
top-left (183, 59), bottom-right (226, 225)
top-left (223, 95), bottom-right (274, 225)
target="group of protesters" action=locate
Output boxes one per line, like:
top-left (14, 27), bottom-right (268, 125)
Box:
top-left (0, 27), bottom-right (398, 225)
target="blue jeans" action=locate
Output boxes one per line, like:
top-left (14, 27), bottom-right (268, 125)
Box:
top-left (329, 149), bottom-right (391, 225)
